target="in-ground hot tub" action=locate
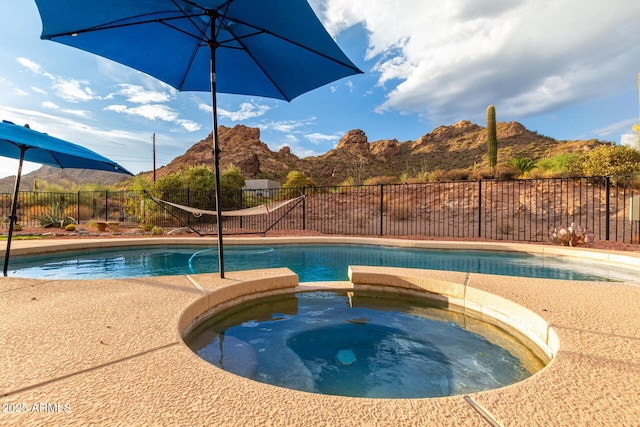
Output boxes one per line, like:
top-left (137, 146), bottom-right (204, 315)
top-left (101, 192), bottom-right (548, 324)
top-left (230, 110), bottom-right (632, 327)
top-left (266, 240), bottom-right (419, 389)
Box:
top-left (180, 266), bottom-right (557, 399)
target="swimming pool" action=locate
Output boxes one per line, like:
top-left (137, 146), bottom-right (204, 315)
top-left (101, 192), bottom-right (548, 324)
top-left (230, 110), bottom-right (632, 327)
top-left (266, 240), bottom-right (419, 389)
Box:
top-left (7, 243), bottom-right (639, 282)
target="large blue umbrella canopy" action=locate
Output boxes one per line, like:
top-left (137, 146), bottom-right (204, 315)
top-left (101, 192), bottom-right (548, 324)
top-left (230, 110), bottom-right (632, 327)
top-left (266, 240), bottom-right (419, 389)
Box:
top-left (0, 120), bottom-right (132, 276)
top-left (34, 0), bottom-right (362, 277)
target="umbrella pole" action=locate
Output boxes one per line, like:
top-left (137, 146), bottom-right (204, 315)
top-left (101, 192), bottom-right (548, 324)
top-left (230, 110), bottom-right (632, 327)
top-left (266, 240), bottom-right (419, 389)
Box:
top-left (209, 37), bottom-right (225, 279)
top-left (3, 147), bottom-right (25, 276)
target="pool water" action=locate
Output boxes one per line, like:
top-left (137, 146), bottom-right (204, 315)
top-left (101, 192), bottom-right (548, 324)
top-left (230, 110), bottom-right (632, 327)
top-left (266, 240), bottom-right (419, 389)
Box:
top-left (8, 243), bottom-right (637, 282)
top-left (185, 291), bottom-right (546, 398)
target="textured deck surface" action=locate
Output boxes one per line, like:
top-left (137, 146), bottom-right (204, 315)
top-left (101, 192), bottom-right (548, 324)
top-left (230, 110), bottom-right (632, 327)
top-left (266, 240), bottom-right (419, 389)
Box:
top-left (1, 237), bottom-right (639, 426)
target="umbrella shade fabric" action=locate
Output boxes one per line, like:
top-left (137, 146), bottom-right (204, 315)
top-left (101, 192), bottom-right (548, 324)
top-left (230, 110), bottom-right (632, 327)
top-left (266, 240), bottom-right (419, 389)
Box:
top-left (1, 120), bottom-right (131, 276)
top-left (34, 0), bottom-right (362, 278)
top-left (0, 120), bottom-right (132, 174)
top-left (35, 0), bottom-right (362, 101)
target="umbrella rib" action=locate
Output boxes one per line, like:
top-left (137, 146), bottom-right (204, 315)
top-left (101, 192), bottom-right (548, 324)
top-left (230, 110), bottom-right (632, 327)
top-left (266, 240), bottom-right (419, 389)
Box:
top-left (221, 15), bottom-right (363, 73)
top-left (45, 12), bottom-right (204, 41)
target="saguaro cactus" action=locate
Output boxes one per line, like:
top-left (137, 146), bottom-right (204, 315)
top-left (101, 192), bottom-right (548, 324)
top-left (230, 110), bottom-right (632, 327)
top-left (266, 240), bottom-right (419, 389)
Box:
top-left (487, 104), bottom-right (497, 173)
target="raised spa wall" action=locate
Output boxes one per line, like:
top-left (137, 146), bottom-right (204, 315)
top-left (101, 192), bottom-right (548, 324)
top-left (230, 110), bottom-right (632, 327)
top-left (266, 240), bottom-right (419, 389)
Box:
top-left (178, 265), bottom-right (558, 368)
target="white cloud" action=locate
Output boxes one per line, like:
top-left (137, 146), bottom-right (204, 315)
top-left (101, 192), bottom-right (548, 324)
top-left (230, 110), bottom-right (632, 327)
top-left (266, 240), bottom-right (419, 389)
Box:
top-left (261, 118), bottom-right (316, 133)
top-left (305, 132), bottom-right (342, 145)
top-left (109, 84), bottom-right (173, 104)
top-left (17, 57), bottom-right (99, 103)
top-left (0, 105), bottom-right (148, 165)
top-left (285, 134), bottom-right (299, 144)
top-left (591, 118), bottom-right (637, 139)
top-left (620, 133), bottom-right (639, 148)
top-left (53, 79), bottom-right (97, 102)
top-left (271, 136), bottom-right (323, 158)
top-left (41, 101), bottom-right (59, 110)
top-left (31, 87), bottom-right (48, 96)
top-left (319, 0), bottom-right (640, 123)
top-left (177, 120), bottom-right (202, 132)
top-left (16, 57), bottom-right (54, 80)
top-left (218, 102), bottom-right (270, 121)
top-left (105, 104), bottom-right (200, 132)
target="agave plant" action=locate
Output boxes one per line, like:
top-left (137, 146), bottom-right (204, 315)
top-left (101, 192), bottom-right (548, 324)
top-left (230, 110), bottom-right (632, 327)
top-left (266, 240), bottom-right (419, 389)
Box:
top-left (39, 200), bottom-right (76, 228)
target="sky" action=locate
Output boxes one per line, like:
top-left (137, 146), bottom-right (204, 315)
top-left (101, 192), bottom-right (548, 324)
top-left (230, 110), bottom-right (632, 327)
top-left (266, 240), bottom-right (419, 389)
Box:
top-left (1, 0), bottom-right (639, 180)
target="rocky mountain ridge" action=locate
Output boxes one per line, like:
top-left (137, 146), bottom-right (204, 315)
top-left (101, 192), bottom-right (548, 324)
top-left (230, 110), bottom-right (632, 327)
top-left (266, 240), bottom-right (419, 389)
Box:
top-left (0, 121), bottom-right (608, 191)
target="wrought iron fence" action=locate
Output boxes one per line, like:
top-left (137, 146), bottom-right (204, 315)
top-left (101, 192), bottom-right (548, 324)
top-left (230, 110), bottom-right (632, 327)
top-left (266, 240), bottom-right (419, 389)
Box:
top-left (2, 175), bottom-right (639, 244)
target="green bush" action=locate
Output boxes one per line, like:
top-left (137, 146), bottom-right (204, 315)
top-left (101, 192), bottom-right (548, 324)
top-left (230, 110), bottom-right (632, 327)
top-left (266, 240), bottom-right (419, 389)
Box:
top-left (140, 223), bottom-right (154, 232)
top-left (570, 145), bottom-right (640, 179)
top-left (535, 153), bottom-right (576, 177)
top-left (282, 170), bottom-right (315, 188)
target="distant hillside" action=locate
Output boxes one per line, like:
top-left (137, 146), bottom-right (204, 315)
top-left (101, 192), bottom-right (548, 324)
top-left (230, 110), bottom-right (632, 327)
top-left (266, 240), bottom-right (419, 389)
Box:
top-left (0, 165), bottom-right (129, 193)
top-left (144, 122), bottom-right (608, 185)
top-left (0, 121), bottom-right (610, 192)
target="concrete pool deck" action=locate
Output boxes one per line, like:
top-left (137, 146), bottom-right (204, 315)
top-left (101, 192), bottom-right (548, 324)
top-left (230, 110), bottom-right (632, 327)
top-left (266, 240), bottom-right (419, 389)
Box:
top-left (1, 237), bottom-right (639, 426)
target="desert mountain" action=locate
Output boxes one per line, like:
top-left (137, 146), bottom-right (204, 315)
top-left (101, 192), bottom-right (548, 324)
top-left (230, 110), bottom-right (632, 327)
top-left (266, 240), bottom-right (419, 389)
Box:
top-left (0, 165), bottom-right (129, 193)
top-left (0, 121), bottom-right (608, 192)
top-left (146, 122), bottom-right (607, 186)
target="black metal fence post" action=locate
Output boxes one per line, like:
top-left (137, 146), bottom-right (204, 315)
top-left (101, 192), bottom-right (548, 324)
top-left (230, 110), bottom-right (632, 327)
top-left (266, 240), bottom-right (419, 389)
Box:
top-left (302, 186), bottom-right (307, 231)
top-left (478, 180), bottom-right (482, 238)
top-left (379, 184), bottom-right (384, 236)
top-left (605, 176), bottom-right (611, 241)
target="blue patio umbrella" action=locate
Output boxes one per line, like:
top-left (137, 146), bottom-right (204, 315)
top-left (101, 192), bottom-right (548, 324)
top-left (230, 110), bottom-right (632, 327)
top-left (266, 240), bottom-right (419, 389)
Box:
top-left (0, 120), bottom-right (132, 276)
top-left (34, 0), bottom-right (362, 278)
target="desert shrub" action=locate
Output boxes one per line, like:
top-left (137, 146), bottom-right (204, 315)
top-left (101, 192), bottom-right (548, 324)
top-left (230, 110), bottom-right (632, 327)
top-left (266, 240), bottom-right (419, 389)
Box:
top-left (469, 166), bottom-right (499, 180)
top-left (443, 168), bottom-right (471, 181)
top-left (219, 164), bottom-right (246, 190)
top-left (155, 172), bottom-right (184, 192)
top-left (140, 223), bottom-right (154, 232)
top-left (155, 164), bottom-right (245, 193)
top-left (569, 145), bottom-right (640, 178)
top-left (397, 172), bottom-right (411, 184)
top-left (339, 176), bottom-right (356, 186)
top-left (535, 153), bottom-right (576, 177)
top-left (427, 169), bottom-right (447, 182)
top-left (492, 165), bottom-right (518, 180)
top-left (364, 176), bottom-right (397, 185)
top-left (282, 171), bottom-right (315, 188)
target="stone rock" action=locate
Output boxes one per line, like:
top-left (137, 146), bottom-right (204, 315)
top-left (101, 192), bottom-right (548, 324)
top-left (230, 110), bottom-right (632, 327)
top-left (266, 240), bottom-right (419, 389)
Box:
top-left (336, 129), bottom-right (370, 155)
top-left (371, 139), bottom-right (400, 157)
top-left (167, 227), bottom-right (194, 235)
top-left (238, 153), bottom-right (261, 177)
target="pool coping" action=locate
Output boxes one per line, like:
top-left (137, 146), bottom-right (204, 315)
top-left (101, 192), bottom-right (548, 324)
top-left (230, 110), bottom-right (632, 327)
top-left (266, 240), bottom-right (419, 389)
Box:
top-left (1, 236), bottom-right (640, 426)
top-left (6, 235), bottom-right (640, 272)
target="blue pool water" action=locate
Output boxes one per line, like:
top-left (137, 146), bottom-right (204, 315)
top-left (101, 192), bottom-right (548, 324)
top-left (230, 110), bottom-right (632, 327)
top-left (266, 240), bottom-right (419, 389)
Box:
top-left (185, 291), bottom-right (546, 398)
top-left (7, 243), bottom-right (637, 282)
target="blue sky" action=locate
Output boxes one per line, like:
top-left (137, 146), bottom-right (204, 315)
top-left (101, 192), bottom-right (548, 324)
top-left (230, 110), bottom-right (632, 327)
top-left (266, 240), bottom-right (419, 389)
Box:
top-left (1, 0), bottom-right (639, 179)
